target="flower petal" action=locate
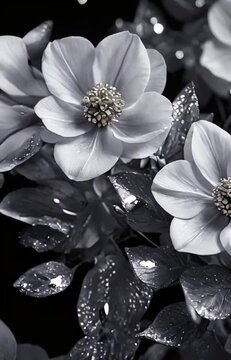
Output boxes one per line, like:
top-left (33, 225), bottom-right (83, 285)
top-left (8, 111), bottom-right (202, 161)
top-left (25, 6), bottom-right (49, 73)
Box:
top-left (121, 129), bottom-right (169, 159)
top-left (0, 105), bottom-right (36, 143)
top-left (200, 40), bottom-right (231, 82)
top-left (112, 92), bottom-right (172, 143)
top-left (35, 96), bottom-right (92, 137)
top-left (184, 120), bottom-right (231, 187)
top-left (170, 206), bottom-right (227, 255)
top-left (23, 20), bottom-right (53, 67)
top-left (93, 31), bottom-right (150, 107)
top-left (208, 0), bottom-right (231, 46)
top-left (0, 125), bottom-right (42, 172)
top-left (54, 127), bottom-right (122, 181)
top-left (220, 222), bottom-right (231, 254)
top-left (0, 36), bottom-right (48, 99)
top-left (152, 160), bottom-right (213, 219)
top-left (42, 37), bottom-right (95, 104)
top-left (145, 49), bottom-right (167, 94)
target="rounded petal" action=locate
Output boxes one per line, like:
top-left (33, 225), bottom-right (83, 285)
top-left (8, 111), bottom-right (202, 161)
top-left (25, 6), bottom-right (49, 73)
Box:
top-left (200, 40), bottom-right (231, 82)
top-left (170, 206), bottom-right (227, 255)
top-left (220, 221), bottom-right (231, 254)
top-left (184, 120), bottom-right (231, 187)
top-left (42, 37), bottom-right (95, 104)
top-left (0, 320), bottom-right (17, 360)
top-left (93, 31), bottom-right (150, 107)
top-left (35, 96), bottom-right (92, 137)
top-left (54, 128), bottom-right (123, 181)
top-left (0, 105), bottom-right (36, 143)
top-left (23, 20), bottom-right (53, 67)
top-left (121, 128), bottom-right (169, 159)
top-left (112, 92), bottom-right (172, 143)
top-left (0, 36), bottom-right (48, 98)
top-left (145, 49), bottom-right (167, 94)
top-left (152, 160), bottom-right (213, 219)
top-left (208, 0), bottom-right (231, 46)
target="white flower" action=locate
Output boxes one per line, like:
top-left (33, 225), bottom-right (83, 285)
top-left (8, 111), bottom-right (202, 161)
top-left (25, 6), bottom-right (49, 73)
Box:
top-left (35, 31), bottom-right (172, 181)
top-left (200, 0), bottom-right (231, 93)
top-left (152, 120), bottom-right (231, 256)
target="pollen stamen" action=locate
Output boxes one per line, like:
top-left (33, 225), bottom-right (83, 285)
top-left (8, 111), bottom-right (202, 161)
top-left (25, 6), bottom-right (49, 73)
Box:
top-left (213, 177), bottom-right (231, 217)
top-left (81, 83), bottom-right (125, 127)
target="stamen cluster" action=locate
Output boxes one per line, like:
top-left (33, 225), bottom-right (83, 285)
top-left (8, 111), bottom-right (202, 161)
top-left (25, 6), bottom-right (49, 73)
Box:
top-left (82, 83), bottom-right (125, 127)
top-left (213, 177), bottom-right (231, 217)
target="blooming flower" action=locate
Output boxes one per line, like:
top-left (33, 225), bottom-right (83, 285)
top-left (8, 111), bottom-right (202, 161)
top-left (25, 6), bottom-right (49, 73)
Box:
top-left (200, 0), bottom-right (231, 95)
top-left (0, 22), bottom-right (51, 172)
top-left (35, 31), bottom-right (172, 181)
top-left (152, 120), bottom-right (231, 256)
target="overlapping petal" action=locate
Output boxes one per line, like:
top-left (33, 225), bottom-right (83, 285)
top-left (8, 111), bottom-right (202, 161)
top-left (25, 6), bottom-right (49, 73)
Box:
top-left (112, 92), bottom-right (172, 143)
top-left (42, 37), bottom-right (95, 104)
top-left (170, 206), bottom-right (227, 255)
top-left (145, 49), bottom-right (167, 94)
top-left (200, 40), bottom-right (231, 83)
top-left (208, 0), bottom-right (231, 46)
top-left (152, 160), bottom-right (213, 219)
top-left (93, 31), bottom-right (151, 107)
top-left (35, 96), bottom-right (92, 137)
top-left (54, 127), bottom-right (123, 181)
top-left (184, 120), bottom-right (231, 187)
top-left (0, 36), bottom-right (48, 101)
top-left (0, 105), bottom-right (36, 143)
top-left (220, 223), bottom-right (231, 255)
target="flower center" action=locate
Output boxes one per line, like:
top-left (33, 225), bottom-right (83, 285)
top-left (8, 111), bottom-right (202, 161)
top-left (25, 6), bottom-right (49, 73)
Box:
top-left (213, 177), bottom-right (231, 217)
top-left (81, 83), bottom-right (125, 127)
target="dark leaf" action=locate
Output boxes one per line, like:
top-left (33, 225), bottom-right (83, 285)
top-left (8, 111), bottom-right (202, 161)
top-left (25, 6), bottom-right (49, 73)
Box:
top-left (14, 261), bottom-right (73, 297)
top-left (139, 343), bottom-right (170, 360)
top-left (126, 246), bottom-right (188, 290)
top-left (0, 187), bottom-right (78, 234)
top-left (179, 332), bottom-right (231, 360)
top-left (0, 320), bottom-right (17, 360)
top-left (0, 174), bottom-right (4, 188)
top-left (159, 82), bottom-right (199, 160)
top-left (181, 265), bottom-right (231, 320)
top-left (139, 302), bottom-right (200, 347)
top-left (16, 145), bottom-right (63, 183)
top-left (78, 254), bottom-right (152, 335)
top-left (109, 172), bottom-right (169, 233)
top-left (68, 333), bottom-right (138, 360)
top-left (20, 225), bottom-right (68, 253)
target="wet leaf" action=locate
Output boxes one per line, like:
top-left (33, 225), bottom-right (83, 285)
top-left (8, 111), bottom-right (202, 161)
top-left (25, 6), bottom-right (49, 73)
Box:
top-left (0, 320), bottom-right (17, 360)
top-left (109, 172), bottom-right (169, 233)
top-left (14, 261), bottom-right (73, 297)
top-left (181, 265), bottom-right (231, 320)
top-left (126, 246), bottom-right (188, 290)
top-left (0, 125), bottom-right (43, 172)
top-left (20, 225), bottom-right (68, 253)
top-left (160, 82), bottom-right (199, 161)
top-left (0, 187), bottom-right (78, 234)
top-left (23, 20), bottom-right (53, 68)
top-left (78, 254), bottom-right (152, 335)
top-left (68, 333), bottom-right (138, 360)
top-left (139, 302), bottom-right (200, 347)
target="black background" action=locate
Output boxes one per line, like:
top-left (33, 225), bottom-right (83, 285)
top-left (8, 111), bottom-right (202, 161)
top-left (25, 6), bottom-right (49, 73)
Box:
top-left (0, 0), bottom-right (208, 358)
